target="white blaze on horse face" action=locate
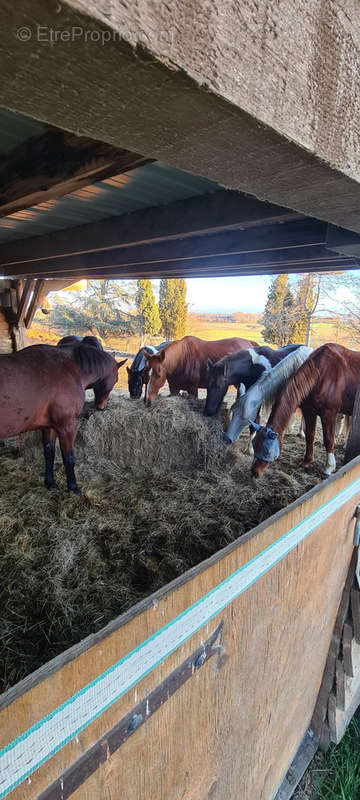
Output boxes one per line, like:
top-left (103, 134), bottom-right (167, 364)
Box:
top-left (324, 452), bottom-right (336, 476)
top-left (248, 349), bottom-right (272, 372)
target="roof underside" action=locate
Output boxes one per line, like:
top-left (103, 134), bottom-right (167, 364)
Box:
top-left (0, 108), bottom-right (359, 281)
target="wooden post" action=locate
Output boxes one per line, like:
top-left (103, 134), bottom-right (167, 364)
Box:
top-left (344, 378), bottom-right (360, 464)
top-left (24, 279), bottom-right (45, 328)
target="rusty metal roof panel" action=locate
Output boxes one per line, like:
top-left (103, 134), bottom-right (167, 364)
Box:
top-left (0, 162), bottom-right (219, 244)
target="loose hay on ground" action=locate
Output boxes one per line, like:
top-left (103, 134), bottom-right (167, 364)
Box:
top-left (0, 393), bottom-right (345, 693)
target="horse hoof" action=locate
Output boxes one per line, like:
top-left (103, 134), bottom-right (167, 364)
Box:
top-left (68, 485), bottom-right (81, 494)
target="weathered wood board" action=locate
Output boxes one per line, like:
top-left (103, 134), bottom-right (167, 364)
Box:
top-left (1, 458), bottom-right (360, 800)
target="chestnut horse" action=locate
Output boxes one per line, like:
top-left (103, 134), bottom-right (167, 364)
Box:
top-left (0, 343), bottom-right (127, 492)
top-left (251, 343), bottom-right (359, 479)
top-left (144, 336), bottom-right (258, 405)
top-left (127, 341), bottom-right (170, 399)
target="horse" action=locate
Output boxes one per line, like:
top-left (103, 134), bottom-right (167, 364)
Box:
top-left (251, 343), bottom-right (360, 479)
top-left (223, 346), bottom-right (313, 447)
top-left (204, 344), bottom-right (301, 417)
top-left (127, 342), bottom-right (170, 399)
top-left (144, 336), bottom-right (258, 406)
top-left (0, 343), bottom-right (127, 492)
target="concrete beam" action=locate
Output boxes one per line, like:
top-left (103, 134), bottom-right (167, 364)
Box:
top-left (2, 1), bottom-right (360, 232)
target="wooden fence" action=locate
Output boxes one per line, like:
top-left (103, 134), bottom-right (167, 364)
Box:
top-left (1, 457), bottom-right (360, 800)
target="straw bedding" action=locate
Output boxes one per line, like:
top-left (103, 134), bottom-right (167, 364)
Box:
top-left (0, 392), bottom-right (346, 692)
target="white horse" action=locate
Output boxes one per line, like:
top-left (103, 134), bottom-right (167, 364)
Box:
top-left (224, 346), bottom-right (313, 448)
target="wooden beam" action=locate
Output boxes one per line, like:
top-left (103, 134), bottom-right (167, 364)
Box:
top-left (19, 256), bottom-right (356, 282)
top-left (1, 218), bottom-right (334, 280)
top-left (24, 279), bottom-right (45, 328)
top-left (0, 128), bottom-right (150, 218)
top-left (15, 278), bottom-right (34, 325)
top-left (0, 191), bottom-right (302, 271)
top-left (344, 379), bottom-right (360, 464)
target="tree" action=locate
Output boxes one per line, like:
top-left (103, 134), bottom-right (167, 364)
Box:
top-left (261, 275), bottom-right (295, 346)
top-left (136, 280), bottom-right (161, 345)
top-left (51, 280), bottom-right (136, 339)
top-left (292, 274), bottom-right (322, 345)
top-left (159, 279), bottom-right (188, 339)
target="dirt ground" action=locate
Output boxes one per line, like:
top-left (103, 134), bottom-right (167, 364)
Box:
top-left (0, 390), bottom-right (347, 694)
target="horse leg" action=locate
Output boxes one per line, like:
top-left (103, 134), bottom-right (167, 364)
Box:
top-left (58, 422), bottom-right (80, 493)
top-left (335, 414), bottom-right (345, 439)
top-left (319, 409), bottom-right (337, 476)
top-left (301, 408), bottom-right (317, 468)
top-left (42, 428), bottom-right (57, 489)
top-left (188, 386), bottom-right (199, 399)
top-left (245, 409), bottom-right (261, 456)
top-left (298, 412), bottom-right (306, 439)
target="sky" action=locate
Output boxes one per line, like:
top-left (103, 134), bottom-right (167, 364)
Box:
top-left (185, 275), bottom-right (271, 313)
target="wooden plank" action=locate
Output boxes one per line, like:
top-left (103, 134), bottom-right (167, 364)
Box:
top-left (274, 730), bottom-right (318, 800)
top-left (0, 459), bottom-right (359, 800)
top-left (351, 587), bottom-right (360, 644)
top-left (343, 622), bottom-right (354, 678)
top-left (15, 278), bottom-right (34, 325)
top-left (336, 658), bottom-right (346, 711)
top-left (24, 279), bottom-right (45, 329)
top-left (344, 379), bottom-right (360, 464)
top-left (329, 638), bottom-right (360, 744)
top-left (310, 549), bottom-right (356, 742)
top-left (36, 624), bottom-right (223, 800)
top-left (0, 129), bottom-right (150, 218)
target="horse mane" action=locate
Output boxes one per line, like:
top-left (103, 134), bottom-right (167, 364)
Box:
top-left (268, 356), bottom-right (319, 433)
top-left (72, 344), bottom-right (114, 376)
top-left (251, 346), bottom-right (312, 414)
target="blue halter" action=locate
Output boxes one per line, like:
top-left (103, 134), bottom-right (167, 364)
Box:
top-left (249, 420), bottom-right (280, 462)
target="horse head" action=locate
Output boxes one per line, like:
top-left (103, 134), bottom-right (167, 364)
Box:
top-left (92, 357), bottom-right (127, 410)
top-left (204, 359), bottom-right (229, 416)
top-left (127, 364), bottom-right (147, 399)
top-left (144, 348), bottom-right (167, 406)
top-left (251, 423), bottom-right (281, 478)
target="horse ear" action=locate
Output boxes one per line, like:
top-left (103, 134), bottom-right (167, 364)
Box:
top-left (126, 365), bottom-right (131, 374)
top-left (223, 361), bottom-right (229, 378)
top-left (159, 349), bottom-right (166, 362)
top-left (207, 358), bottom-right (213, 372)
top-left (117, 359), bottom-right (127, 370)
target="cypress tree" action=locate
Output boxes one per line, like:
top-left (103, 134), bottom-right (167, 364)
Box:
top-left (261, 274), bottom-right (295, 346)
top-left (136, 280), bottom-right (161, 344)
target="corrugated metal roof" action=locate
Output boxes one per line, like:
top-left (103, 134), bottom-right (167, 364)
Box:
top-left (0, 108), bottom-right (47, 154)
top-left (0, 162), bottom-right (219, 244)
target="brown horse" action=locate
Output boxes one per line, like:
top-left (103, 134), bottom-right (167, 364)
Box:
top-left (145, 336), bottom-right (258, 405)
top-left (251, 343), bottom-right (359, 479)
top-left (0, 343), bottom-right (127, 492)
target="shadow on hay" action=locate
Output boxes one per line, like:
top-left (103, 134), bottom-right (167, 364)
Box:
top-left (0, 393), bottom-right (338, 692)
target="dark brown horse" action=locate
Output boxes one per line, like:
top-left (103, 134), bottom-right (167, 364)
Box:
top-left (251, 343), bottom-right (359, 478)
top-left (145, 336), bottom-right (258, 405)
top-left (0, 344), bottom-right (127, 492)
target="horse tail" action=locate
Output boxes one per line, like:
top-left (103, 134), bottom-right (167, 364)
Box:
top-left (269, 356), bottom-right (319, 434)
